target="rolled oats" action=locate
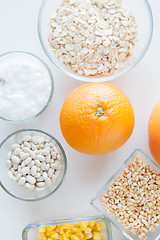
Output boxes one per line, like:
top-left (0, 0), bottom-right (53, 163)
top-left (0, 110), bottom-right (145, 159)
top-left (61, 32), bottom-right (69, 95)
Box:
top-left (48, 0), bottom-right (137, 76)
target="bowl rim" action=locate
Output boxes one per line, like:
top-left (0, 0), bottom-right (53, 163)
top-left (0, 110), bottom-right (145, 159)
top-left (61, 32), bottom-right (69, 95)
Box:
top-left (38, 0), bottom-right (153, 82)
top-left (0, 128), bottom-right (67, 202)
top-left (90, 149), bottom-right (160, 240)
top-left (0, 51), bottom-right (54, 122)
top-left (22, 215), bottom-right (112, 240)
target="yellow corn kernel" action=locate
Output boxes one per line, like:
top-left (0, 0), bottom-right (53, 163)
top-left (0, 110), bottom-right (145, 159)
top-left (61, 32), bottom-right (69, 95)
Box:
top-left (76, 232), bottom-right (84, 239)
top-left (94, 222), bottom-right (101, 231)
top-left (84, 228), bottom-right (92, 234)
top-left (40, 237), bottom-right (47, 240)
top-left (39, 227), bottom-right (47, 233)
top-left (88, 221), bottom-right (95, 228)
top-left (71, 227), bottom-right (81, 233)
top-left (61, 234), bottom-right (68, 240)
top-left (46, 231), bottom-right (52, 238)
top-left (37, 233), bottom-right (45, 239)
top-left (80, 223), bottom-right (88, 231)
top-left (70, 234), bottom-right (80, 240)
top-left (65, 224), bottom-right (73, 230)
top-left (92, 232), bottom-right (102, 240)
top-left (65, 229), bottom-right (71, 237)
top-left (84, 233), bottom-right (92, 239)
top-left (58, 225), bottom-right (64, 234)
top-left (47, 226), bottom-right (56, 231)
top-left (50, 232), bottom-right (59, 239)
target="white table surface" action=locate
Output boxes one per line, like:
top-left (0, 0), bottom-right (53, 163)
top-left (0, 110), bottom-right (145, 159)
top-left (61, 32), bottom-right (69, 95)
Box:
top-left (0, 0), bottom-right (159, 239)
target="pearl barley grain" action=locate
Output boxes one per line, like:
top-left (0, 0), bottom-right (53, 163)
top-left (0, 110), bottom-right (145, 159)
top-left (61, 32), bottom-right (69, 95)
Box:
top-left (6, 134), bottom-right (64, 192)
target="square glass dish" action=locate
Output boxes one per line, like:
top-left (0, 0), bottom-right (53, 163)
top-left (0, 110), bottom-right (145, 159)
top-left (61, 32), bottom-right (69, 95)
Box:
top-left (91, 149), bottom-right (160, 240)
top-left (22, 216), bottom-right (112, 240)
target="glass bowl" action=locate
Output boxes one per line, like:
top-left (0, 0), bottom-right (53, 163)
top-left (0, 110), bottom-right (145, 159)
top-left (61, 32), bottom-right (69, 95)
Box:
top-left (22, 215), bottom-right (112, 240)
top-left (0, 129), bottom-right (67, 201)
top-left (0, 51), bottom-right (54, 122)
top-left (38, 0), bottom-right (153, 82)
top-left (91, 149), bottom-right (160, 240)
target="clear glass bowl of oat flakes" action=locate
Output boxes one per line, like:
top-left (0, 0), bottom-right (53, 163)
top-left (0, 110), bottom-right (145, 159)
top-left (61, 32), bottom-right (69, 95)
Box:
top-left (91, 149), bottom-right (160, 240)
top-left (38, 0), bottom-right (153, 82)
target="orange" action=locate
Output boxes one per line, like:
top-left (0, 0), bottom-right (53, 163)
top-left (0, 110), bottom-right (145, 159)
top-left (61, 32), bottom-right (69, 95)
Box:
top-left (60, 83), bottom-right (135, 155)
top-left (148, 101), bottom-right (160, 165)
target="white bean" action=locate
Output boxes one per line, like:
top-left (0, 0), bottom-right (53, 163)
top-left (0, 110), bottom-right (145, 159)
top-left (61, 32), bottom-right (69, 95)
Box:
top-left (36, 155), bottom-right (45, 162)
top-left (16, 173), bottom-right (22, 182)
top-left (48, 168), bottom-right (53, 178)
top-left (37, 182), bottom-right (45, 187)
top-left (20, 152), bottom-right (29, 160)
top-left (30, 166), bottom-right (37, 176)
top-left (13, 148), bottom-right (21, 156)
top-left (45, 143), bottom-right (50, 147)
top-left (21, 167), bottom-right (30, 175)
top-left (23, 147), bottom-right (35, 158)
top-left (31, 143), bottom-right (37, 151)
top-left (41, 162), bottom-right (46, 171)
top-left (11, 155), bottom-right (20, 164)
top-left (37, 137), bottom-right (45, 144)
top-left (45, 177), bottom-right (52, 186)
top-left (18, 177), bottom-right (26, 186)
top-left (37, 176), bottom-right (44, 182)
top-left (45, 154), bottom-right (51, 163)
top-left (23, 135), bottom-right (31, 142)
top-left (35, 172), bottom-right (41, 179)
top-left (41, 147), bottom-right (50, 156)
top-left (26, 175), bottom-right (36, 184)
top-left (11, 144), bottom-right (20, 150)
top-left (51, 175), bottom-right (57, 183)
top-left (35, 187), bottom-right (45, 192)
top-left (24, 157), bottom-right (32, 166)
top-left (32, 136), bottom-right (38, 144)
top-left (25, 183), bottom-right (35, 190)
top-left (6, 159), bottom-right (12, 169)
top-left (51, 163), bottom-right (59, 169)
top-left (13, 163), bottom-right (18, 170)
top-left (28, 161), bottom-right (35, 169)
top-left (45, 163), bottom-right (50, 171)
top-left (35, 159), bottom-right (41, 167)
top-left (42, 172), bottom-right (48, 179)
top-left (50, 159), bottom-right (54, 164)
top-left (21, 161), bottom-right (26, 168)
top-left (10, 167), bottom-right (15, 174)
top-left (18, 165), bottom-right (22, 172)
top-left (24, 141), bottom-right (31, 148)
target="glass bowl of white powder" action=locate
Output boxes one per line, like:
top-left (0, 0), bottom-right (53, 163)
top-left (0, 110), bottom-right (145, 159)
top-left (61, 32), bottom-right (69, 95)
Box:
top-left (38, 0), bottom-right (153, 82)
top-left (0, 51), bottom-right (54, 122)
top-left (0, 129), bottom-right (67, 201)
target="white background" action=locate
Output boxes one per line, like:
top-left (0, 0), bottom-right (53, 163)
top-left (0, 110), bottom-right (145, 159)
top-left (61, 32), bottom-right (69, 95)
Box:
top-left (0, 0), bottom-right (159, 239)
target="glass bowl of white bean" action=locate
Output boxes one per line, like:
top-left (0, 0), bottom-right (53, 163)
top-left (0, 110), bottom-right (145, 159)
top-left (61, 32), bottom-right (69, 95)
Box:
top-left (0, 129), bottom-right (67, 201)
top-left (38, 0), bottom-right (153, 82)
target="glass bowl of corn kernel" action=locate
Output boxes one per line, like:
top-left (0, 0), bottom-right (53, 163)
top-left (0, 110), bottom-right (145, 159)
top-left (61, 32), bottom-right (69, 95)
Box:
top-left (22, 216), bottom-right (112, 240)
top-left (38, 0), bottom-right (153, 82)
